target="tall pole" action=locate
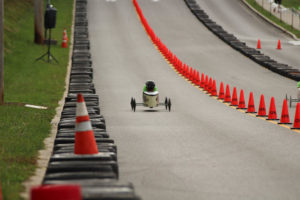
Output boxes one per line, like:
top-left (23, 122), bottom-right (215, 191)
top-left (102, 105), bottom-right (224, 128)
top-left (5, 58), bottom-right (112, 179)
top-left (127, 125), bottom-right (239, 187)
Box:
top-left (0, 0), bottom-right (4, 105)
top-left (34, 0), bottom-right (44, 44)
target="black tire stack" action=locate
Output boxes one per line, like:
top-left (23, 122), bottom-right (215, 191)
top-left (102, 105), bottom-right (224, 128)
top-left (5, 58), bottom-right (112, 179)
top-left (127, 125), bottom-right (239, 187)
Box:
top-left (42, 0), bottom-right (141, 199)
top-left (184, 0), bottom-right (300, 81)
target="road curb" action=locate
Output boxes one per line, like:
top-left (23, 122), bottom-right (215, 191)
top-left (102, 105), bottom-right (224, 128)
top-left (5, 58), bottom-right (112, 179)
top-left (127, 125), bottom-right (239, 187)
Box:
top-left (241, 0), bottom-right (298, 40)
top-left (184, 0), bottom-right (300, 81)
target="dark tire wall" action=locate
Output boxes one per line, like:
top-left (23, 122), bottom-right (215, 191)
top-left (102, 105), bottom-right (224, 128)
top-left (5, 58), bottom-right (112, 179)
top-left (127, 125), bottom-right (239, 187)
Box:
top-left (42, 0), bottom-right (141, 199)
top-left (184, 0), bottom-right (300, 81)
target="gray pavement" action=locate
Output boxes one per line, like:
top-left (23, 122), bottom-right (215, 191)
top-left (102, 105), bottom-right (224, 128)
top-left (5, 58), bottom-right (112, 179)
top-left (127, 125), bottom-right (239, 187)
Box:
top-left (194, 0), bottom-right (300, 70)
top-left (88, 0), bottom-right (300, 199)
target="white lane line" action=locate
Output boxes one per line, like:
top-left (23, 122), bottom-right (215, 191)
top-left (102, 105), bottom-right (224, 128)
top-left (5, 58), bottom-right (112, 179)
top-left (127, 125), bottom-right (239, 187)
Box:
top-left (288, 41), bottom-right (300, 46)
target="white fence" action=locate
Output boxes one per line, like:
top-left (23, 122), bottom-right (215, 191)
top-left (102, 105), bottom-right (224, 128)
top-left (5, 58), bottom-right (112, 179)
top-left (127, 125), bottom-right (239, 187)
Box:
top-left (254, 0), bottom-right (300, 31)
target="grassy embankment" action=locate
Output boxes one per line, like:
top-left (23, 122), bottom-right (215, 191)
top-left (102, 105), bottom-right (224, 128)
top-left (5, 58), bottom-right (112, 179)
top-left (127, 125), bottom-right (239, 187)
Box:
top-left (280, 0), bottom-right (300, 9)
top-left (246, 0), bottom-right (300, 38)
top-left (0, 0), bottom-right (74, 199)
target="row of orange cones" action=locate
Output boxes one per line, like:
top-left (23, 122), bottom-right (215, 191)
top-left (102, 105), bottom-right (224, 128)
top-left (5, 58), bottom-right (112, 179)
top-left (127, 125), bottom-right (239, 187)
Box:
top-left (257, 39), bottom-right (282, 50)
top-left (133, 0), bottom-right (300, 129)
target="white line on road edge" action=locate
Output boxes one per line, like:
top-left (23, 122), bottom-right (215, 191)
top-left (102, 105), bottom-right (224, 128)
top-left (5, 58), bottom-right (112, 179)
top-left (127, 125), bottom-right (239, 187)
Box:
top-left (288, 41), bottom-right (300, 45)
top-left (25, 104), bottom-right (48, 110)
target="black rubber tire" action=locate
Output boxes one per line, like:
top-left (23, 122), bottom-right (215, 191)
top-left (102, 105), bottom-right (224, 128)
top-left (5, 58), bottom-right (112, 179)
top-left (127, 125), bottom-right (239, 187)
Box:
top-left (168, 98), bottom-right (171, 112)
top-left (165, 97), bottom-right (168, 110)
top-left (130, 98), bottom-right (134, 111)
top-left (133, 99), bottom-right (136, 112)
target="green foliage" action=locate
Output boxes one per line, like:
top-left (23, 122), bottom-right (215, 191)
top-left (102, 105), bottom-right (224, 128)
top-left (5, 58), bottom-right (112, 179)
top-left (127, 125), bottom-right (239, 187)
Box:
top-left (0, 0), bottom-right (74, 199)
top-left (280, 0), bottom-right (300, 9)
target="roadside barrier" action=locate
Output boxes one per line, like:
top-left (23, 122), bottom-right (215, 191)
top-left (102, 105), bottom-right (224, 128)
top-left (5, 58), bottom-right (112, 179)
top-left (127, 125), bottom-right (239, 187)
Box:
top-left (257, 39), bottom-right (261, 49)
top-left (277, 39), bottom-right (282, 50)
top-left (183, 0), bottom-right (300, 81)
top-left (237, 90), bottom-right (246, 110)
top-left (292, 103), bottom-right (300, 129)
top-left (218, 82), bottom-right (224, 100)
top-left (31, 0), bottom-right (141, 199)
top-left (224, 84), bottom-right (231, 103)
top-left (246, 92), bottom-right (256, 113)
top-left (74, 94), bottom-right (99, 155)
top-left (257, 94), bottom-right (267, 117)
top-left (267, 97), bottom-right (279, 120)
top-left (279, 99), bottom-right (292, 124)
top-left (231, 87), bottom-right (238, 106)
top-left (133, 0), bottom-right (300, 132)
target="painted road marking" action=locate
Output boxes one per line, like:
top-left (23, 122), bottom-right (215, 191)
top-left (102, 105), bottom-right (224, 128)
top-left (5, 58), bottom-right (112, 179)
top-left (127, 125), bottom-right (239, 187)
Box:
top-left (288, 41), bottom-right (300, 46)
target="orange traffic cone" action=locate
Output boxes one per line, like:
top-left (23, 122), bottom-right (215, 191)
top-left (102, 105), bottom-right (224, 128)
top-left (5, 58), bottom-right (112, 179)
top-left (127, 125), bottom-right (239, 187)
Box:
top-left (192, 69), bottom-right (197, 84)
top-left (31, 185), bottom-right (81, 200)
top-left (200, 73), bottom-right (205, 88)
top-left (230, 87), bottom-right (238, 106)
top-left (224, 84), bottom-right (231, 103)
top-left (218, 82), bottom-right (224, 100)
top-left (63, 28), bottom-right (69, 42)
top-left (182, 64), bottom-right (187, 76)
top-left (195, 71), bottom-right (200, 86)
top-left (278, 99), bottom-right (292, 124)
top-left (204, 75), bottom-right (209, 91)
top-left (189, 67), bottom-right (193, 81)
top-left (246, 92), bottom-right (256, 113)
top-left (267, 97), bottom-right (279, 120)
top-left (237, 89), bottom-right (246, 109)
top-left (277, 39), bottom-right (281, 50)
top-left (186, 66), bottom-right (189, 79)
top-left (257, 39), bottom-right (261, 49)
top-left (62, 33), bottom-right (68, 48)
top-left (257, 94), bottom-right (267, 117)
top-left (208, 77), bottom-right (212, 93)
top-left (74, 93), bottom-right (98, 154)
top-left (210, 80), bottom-right (217, 96)
top-left (292, 103), bottom-right (300, 129)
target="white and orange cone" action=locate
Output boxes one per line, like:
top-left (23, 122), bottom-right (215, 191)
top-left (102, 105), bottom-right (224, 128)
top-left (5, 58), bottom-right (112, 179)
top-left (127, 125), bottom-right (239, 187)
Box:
top-left (62, 33), bottom-right (68, 48)
top-left (63, 28), bottom-right (69, 42)
top-left (74, 94), bottom-right (98, 154)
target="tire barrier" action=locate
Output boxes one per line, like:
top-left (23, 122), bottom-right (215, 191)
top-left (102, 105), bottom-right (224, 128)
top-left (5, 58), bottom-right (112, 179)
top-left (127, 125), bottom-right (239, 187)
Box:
top-left (31, 1), bottom-right (141, 199)
top-left (132, 0), bottom-right (300, 132)
top-left (183, 0), bottom-right (300, 81)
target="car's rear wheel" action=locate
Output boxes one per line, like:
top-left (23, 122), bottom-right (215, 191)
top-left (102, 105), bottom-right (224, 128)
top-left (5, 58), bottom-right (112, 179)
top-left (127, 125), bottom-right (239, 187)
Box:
top-left (168, 98), bottom-right (171, 112)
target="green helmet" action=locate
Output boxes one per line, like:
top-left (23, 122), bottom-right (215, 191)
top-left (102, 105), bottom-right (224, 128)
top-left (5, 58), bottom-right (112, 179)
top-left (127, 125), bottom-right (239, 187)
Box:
top-left (297, 82), bottom-right (300, 88)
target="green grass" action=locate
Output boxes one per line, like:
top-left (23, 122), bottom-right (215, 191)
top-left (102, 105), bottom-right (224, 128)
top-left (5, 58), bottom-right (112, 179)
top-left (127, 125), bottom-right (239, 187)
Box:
top-left (0, 0), bottom-right (74, 199)
top-left (280, 0), bottom-right (300, 9)
top-left (246, 0), bottom-right (300, 38)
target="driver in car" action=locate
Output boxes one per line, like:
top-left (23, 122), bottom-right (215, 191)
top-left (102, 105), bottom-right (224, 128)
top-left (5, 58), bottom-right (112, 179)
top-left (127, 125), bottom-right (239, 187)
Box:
top-left (143, 80), bottom-right (157, 92)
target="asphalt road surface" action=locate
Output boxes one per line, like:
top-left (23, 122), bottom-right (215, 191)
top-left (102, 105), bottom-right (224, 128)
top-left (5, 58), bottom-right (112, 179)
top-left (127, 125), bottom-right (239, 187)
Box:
top-left (195, 0), bottom-right (300, 70)
top-left (88, 0), bottom-right (300, 199)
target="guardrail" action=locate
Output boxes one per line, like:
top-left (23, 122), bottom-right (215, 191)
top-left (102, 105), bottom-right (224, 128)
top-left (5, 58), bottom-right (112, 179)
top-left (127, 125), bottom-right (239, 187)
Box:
top-left (254, 0), bottom-right (300, 31)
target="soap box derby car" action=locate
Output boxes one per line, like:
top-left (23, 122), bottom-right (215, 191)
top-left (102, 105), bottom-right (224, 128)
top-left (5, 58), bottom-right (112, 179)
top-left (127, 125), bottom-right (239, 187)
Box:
top-left (130, 81), bottom-right (171, 112)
